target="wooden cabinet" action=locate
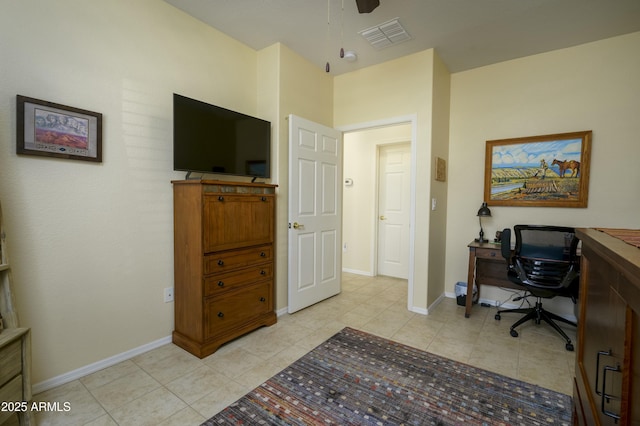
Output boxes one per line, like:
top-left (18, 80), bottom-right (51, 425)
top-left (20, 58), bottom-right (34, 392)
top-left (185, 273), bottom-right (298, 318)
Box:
top-left (172, 180), bottom-right (277, 358)
top-left (0, 202), bottom-right (33, 426)
top-left (574, 228), bottom-right (640, 426)
top-left (0, 328), bottom-right (32, 426)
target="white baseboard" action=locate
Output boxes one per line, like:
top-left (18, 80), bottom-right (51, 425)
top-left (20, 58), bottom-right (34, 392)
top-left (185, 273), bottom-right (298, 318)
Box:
top-left (410, 305), bottom-right (428, 315)
top-left (425, 293), bottom-right (447, 315)
top-left (342, 268), bottom-right (374, 276)
top-left (443, 292), bottom-right (577, 322)
top-left (35, 292), bottom-right (575, 394)
top-left (33, 335), bottom-right (172, 395)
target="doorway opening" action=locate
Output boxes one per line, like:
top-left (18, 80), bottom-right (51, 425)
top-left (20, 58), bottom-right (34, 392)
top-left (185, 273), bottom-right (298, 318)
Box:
top-left (339, 115), bottom-right (416, 310)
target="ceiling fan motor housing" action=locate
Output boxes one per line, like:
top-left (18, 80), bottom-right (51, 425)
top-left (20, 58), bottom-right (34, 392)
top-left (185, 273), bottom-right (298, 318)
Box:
top-left (356, 0), bottom-right (380, 14)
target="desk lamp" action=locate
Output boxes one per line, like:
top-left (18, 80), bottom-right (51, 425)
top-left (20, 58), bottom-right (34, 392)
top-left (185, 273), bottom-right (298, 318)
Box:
top-left (475, 202), bottom-right (492, 243)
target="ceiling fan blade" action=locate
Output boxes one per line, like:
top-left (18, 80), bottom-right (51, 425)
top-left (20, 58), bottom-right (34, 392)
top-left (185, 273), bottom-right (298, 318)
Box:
top-left (355, 0), bottom-right (380, 14)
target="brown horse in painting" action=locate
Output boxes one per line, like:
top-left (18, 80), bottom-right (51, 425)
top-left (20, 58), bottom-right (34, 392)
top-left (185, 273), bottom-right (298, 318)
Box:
top-left (552, 159), bottom-right (580, 177)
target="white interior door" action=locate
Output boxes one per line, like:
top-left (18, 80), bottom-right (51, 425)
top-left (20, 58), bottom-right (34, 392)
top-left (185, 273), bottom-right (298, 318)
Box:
top-left (377, 143), bottom-right (411, 279)
top-left (288, 115), bottom-right (342, 313)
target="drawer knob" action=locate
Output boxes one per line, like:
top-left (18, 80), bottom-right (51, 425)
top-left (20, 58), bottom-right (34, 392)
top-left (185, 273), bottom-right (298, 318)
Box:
top-left (217, 312), bottom-right (224, 318)
top-left (260, 297), bottom-right (266, 302)
top-left (490, 251), bottom-right (496, 257)
top-left (217, 260), bottom-right (224, 266)
top-left (218, 196), bottom-right (224, 201)
top-left (217, 281), bottom-right (224, 287)
top-left (261, 196), bottom-right (267, 202)
top-left (260, 251), bottom-right (266, 257)
top-left (260, 270), bottom-right (266, 275)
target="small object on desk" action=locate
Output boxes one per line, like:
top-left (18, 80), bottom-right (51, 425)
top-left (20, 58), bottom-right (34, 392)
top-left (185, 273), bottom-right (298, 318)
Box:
top-left (474, 202), bottom-right (492, 243)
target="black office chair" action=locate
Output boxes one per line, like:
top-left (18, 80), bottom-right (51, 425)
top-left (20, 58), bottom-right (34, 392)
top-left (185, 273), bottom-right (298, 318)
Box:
top-left (494, 225), bottom-right (579, 351)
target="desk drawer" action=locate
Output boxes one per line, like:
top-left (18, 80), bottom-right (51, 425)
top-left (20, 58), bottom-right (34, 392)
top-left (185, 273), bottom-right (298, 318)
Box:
top-left (474, 247), bottom-right (502, 260)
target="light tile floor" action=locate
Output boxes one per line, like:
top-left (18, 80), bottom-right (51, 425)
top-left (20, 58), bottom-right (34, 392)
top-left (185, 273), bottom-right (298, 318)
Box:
top-left (34, 273), bottom-right (576, 425)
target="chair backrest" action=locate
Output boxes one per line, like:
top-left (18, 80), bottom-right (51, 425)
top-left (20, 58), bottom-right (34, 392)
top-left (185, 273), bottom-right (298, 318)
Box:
top-left (508, 225), bottom-right (580, 296)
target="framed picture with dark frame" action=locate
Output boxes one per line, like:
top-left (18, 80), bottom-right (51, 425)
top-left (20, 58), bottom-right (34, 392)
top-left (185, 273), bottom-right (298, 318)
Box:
top-left (17, 95), bottom-right (102, 162)
top-left (484, 130), bottom-right (592, 208)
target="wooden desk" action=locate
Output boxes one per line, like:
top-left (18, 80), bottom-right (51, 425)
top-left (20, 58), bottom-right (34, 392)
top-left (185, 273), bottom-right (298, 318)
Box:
top-left (465, 241), bottom-right (521, 317)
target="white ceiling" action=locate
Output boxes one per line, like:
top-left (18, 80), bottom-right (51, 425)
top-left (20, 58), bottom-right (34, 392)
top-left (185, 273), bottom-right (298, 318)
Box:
top-left (163, 0), bottom-right (640, 75)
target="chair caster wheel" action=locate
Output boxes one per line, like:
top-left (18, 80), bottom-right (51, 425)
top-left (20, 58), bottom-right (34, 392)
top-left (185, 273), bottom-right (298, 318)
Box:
top-left (566, 343), bottom-right (574, 351)
top-left (510, 329), bottom-right (519, 338)
top-left (495, 314), bottom-right (501, 320)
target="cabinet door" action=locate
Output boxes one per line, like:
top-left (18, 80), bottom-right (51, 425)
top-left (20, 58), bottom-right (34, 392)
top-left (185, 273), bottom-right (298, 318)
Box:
top-left (630, 312), bottom-right (640, 424)
top-left (204, 194), bottom-right (274, 252)
top-left (579, 255), bottom-right (626, 425)
top-left (600, 289), bottom-right (626, 425)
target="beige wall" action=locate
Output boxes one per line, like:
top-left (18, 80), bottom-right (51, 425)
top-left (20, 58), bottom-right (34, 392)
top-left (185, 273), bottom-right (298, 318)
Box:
top-left (334, 50), bottom-right (437, 312)
top-left (342, 125), bottom-right (412, 275)
top-left (445, 32), bottom-right (640, 315)
top-left (262, 43), bottom-right (334, 311)
top-left (0, 0), bottom-right (261, 385)
top-left (0, 1), bottom-right (337, 386)
top-left (427, 53), bottom-right (451, 305)
top-left (2, 0), bottom-right (638, 390)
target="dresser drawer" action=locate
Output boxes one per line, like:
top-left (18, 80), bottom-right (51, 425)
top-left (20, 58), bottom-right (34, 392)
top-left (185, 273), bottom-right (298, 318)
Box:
top-left (204, 264), bottom-right (273, 296)
top-left (205, 282), bottom-right (272, 338)
top-left (204, 245), bottom-right (272, 274)
top-left (0, 375), bottom-right (24, 425)
top-left (0, 340), bottom-right (22, 387)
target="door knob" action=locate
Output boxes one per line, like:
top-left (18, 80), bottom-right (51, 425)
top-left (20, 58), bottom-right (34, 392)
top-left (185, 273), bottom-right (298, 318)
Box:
top-left (380, 215), bottom-right (387, 220)
top-left (292, 222), bottom-right (303, 229)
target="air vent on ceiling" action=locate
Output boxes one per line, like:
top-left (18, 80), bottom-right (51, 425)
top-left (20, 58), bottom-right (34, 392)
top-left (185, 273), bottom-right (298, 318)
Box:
top-left (359, 18), bottom-right (411, 50)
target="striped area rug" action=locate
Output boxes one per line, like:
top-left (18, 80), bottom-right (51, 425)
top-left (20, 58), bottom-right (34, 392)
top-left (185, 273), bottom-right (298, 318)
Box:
top-left (203, 327), bottom-right (572, 425)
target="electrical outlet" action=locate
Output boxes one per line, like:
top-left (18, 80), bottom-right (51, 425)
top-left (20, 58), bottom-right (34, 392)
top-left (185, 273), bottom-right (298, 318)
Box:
top-left (164, 287), bottom-right (174, 303)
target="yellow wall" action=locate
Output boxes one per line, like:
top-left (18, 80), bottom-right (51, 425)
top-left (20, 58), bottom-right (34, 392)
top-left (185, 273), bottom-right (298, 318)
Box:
top-left (0, 0), bottom-right (260, 385)
top-left (342, 125), bottom-right (412, 275)
top-left (334, 50), bottom-right (437, 311)
top-left (259, 44), bottom-right (335, 311)
top-left (2, 0), bottom-right (638, 390)
top-left (445, 32), bottom-right (640, 315)
top-left (427, 53), bottom-right (451, 305)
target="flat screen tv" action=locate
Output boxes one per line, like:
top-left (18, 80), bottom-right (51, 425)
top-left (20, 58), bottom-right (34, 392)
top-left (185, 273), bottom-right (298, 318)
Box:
top-left (173, 93), bottom-right (271, 179)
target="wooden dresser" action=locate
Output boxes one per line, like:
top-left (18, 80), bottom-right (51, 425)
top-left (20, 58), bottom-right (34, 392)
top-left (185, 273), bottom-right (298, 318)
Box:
top-left (574, 228), bottom-right (640, 425)
top-left (172, 180), bottom-right (277, 358)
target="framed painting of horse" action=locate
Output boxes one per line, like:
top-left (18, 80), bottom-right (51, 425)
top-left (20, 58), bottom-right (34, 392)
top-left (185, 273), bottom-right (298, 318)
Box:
top-left (483, 130), bottom-right (592, 207)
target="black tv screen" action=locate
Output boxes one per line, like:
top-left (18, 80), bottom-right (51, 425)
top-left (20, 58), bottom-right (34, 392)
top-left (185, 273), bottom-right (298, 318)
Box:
top-left (173, 94), bottom-right (271, 178)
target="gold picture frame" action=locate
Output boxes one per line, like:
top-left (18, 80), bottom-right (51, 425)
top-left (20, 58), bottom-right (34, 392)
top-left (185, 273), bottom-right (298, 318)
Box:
top-left (435, 157), bottom-right (446, 182)
top-left (484, 131), bottom-right (592, 208)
